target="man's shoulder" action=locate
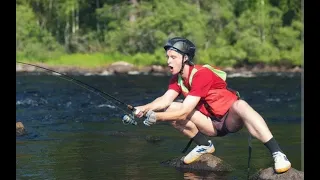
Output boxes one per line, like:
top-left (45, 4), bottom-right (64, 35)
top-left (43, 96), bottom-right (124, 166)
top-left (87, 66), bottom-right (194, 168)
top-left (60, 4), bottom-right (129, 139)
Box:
top-left (195, 65), bottom-right (215, 75)
top-left (193, 65), bottom-right (224, 82)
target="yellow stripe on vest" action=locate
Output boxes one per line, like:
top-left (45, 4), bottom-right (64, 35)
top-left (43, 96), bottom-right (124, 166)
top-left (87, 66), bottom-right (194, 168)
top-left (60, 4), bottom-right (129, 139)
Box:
top-left (178, 64), bottom-right (227, 94)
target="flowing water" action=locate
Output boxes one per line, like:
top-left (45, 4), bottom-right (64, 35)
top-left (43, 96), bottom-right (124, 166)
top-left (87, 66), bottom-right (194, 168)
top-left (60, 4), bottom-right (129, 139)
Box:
top-left (16, 72), bottom-right (302, 180)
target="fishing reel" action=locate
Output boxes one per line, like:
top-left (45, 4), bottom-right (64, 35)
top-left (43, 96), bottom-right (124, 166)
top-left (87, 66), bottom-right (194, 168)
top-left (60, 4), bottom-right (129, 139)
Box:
top-left (122, 108), bottom-right (141, 126)
top-left (122, 113), bottom-right (137, 125)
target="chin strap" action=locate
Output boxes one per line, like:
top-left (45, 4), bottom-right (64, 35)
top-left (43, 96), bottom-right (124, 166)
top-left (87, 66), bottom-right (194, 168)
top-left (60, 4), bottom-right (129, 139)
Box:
top-left (179, 54), bottom-right (186, 75)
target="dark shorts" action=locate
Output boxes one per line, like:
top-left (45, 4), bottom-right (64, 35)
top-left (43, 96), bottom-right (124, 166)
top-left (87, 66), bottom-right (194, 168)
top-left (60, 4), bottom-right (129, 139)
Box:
top-left (207, 90), bottom-right (240, 137)
top-left (210, 111), bottom-right (231, 137)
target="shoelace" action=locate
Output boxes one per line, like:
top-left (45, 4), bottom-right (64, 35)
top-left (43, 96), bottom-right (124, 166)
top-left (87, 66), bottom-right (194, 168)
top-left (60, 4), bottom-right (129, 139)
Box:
top-left (195, 143), bottom-right (213, 152)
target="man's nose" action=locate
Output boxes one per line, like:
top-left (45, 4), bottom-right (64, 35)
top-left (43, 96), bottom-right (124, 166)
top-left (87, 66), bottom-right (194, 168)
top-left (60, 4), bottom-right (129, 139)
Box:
top-left (167, 57), bottom-right (171, 64)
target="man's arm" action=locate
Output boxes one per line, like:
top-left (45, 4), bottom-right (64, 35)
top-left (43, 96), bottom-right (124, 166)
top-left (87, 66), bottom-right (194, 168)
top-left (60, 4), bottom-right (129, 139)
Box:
top-left (135, 89), bottom-right (179, 117)
top-left (146, 89), bottom-right (179, 111)
top-left (155, 95), bottom-right (201, 121)
top-left (144, 69), bottom-right (216, 124)
top-left (155, 68), bottom-right (216, 121)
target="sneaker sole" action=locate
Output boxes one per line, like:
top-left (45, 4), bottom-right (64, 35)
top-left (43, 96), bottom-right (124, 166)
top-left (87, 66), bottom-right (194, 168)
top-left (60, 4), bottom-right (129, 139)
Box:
top-left (275, 163), bottom-right (291, 173)
top-left (183, 148), bottom-right (215, 164)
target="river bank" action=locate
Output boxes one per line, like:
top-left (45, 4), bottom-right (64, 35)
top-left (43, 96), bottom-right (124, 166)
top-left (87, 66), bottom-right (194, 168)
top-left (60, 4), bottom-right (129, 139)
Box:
top-left (16, 61), bottom-right (302, 77)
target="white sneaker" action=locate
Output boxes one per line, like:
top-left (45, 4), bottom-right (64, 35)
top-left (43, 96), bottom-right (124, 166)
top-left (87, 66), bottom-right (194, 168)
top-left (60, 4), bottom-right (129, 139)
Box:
top-left (183, 140), bottom-right (215, 164)
top-left (272, 151), bottom-right (291, 173)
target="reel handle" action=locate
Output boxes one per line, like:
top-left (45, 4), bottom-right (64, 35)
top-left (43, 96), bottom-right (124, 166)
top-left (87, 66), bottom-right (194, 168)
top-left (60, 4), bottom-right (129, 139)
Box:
top-left (128, 105), bottom-right (143, 116)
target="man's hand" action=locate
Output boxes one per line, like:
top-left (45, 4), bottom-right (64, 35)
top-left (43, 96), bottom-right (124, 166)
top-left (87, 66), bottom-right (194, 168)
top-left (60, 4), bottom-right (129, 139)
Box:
top-left (134, 106), bottom-right (149, 118)
top-left (143, 110), bottom-right (157, 126)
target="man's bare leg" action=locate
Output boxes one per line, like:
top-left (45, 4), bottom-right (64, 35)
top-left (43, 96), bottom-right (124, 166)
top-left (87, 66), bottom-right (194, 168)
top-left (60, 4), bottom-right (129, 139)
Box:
top-left (224, 99), bottom-right (272, 142)
top-left (224, 99), bottom-right (291, 173)
top-left (165, 102), bottom-right (217, 164)
top-left (165, 102), bottom-right (218, 137)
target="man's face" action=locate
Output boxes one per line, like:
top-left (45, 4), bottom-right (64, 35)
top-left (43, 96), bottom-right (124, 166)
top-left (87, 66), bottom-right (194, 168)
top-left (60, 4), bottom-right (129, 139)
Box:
top-left (166, 49), bottom-right (184, 75)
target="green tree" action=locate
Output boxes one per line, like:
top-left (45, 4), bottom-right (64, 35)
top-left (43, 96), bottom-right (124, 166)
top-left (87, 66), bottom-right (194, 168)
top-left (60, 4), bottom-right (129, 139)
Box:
top-left (16, 4), bottom-right (63, 61)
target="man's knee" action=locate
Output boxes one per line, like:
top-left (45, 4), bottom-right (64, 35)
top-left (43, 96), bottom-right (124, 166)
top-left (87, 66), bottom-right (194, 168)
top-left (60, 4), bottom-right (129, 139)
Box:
top-left (171, 121), bottom-right (178, 127)
top-left (171, 120), bottom-right (187, 132)
top-left (231, 99), bottom-right (250, 114)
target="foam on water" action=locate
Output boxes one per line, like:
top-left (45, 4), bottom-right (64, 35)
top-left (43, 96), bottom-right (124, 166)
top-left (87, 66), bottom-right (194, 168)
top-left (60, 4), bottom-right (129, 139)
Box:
top-left (16, 98), bottom-right (48, 106)
top-left (97, 104), bottom-right (116, 109)
top-left (265, 98), bottom-right (281, 102)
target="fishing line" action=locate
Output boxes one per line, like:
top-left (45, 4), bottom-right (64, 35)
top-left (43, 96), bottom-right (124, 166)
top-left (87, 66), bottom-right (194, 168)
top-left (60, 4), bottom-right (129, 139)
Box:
top-left (55, 74), bottom-right (130, 115)
top-left (247, 134), bottom-right (252, 179)
top-left (16, 61), bottom-right (138, 119)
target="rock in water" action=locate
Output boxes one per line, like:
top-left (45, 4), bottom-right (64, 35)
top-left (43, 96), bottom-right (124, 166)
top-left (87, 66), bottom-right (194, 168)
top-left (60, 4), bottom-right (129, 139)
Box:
top-left (249, 167), bottom-right (304, 180)
top-left (145, 135), bottom-right (162, 143)
top-left (160, 154), bottom-right (234, 172)
top-left (16, 122), bottom-right (27, 136)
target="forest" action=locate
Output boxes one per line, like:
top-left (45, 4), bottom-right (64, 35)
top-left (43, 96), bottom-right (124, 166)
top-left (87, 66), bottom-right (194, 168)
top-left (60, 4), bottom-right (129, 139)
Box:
top-left (16, 0), bottom-right (302, 68)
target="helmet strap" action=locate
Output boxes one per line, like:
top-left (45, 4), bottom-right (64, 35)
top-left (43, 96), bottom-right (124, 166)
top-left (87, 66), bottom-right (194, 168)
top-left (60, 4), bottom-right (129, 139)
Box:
top-left (179, 54), bottom-right (186, 75)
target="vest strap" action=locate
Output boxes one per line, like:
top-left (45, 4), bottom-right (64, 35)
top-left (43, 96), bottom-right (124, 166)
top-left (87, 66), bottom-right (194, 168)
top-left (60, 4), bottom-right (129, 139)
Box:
top-left (178, 64), bottom-right (241, 120)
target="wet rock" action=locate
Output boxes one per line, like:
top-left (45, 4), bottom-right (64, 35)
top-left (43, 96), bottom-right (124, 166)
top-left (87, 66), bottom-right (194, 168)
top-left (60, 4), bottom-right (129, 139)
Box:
top-left (145, 135), bottom-right (162, 143)
top-left (105, 130), bottom-right (130, 137)
top-left (290, 66), bottom-right (301, 73)
top-left (107, 61), bottom-right (135, 74)
top-left (151, 65), bottom-right (167, 73)
top-left (100, 70), bottom-right (113, 76)
top-left (104, 131), bottom-right (163, 144)
top-left (223, 66), bottom-right (235, 73)
top-left (128, 71), bottom-right (140, 75)
top-left (16, 122), bottom-right (27, 136)
top-left (161, 154), bottom-right (234, 172)
top-left (16, 64), bottom-right (36, 72)
top-left (16, 64), bottom-right (23, 71)
top-left (139, 66), bottom-right (153, 74)
top-left (182, 171), bottom-right (231, 180)
top-left (249, 167), bottom-right (304, 180)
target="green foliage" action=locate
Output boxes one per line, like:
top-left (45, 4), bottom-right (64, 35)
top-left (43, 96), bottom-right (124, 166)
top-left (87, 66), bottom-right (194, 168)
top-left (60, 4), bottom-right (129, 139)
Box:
top-left (235, 36), bottom-right (281, 63)
top-left (274, 27), bottom-right (300, 50)
top-left (279, 44), bottom-right (302, 66)
top-left (16, 0), bottom-right (303, 68)
top-left (16, 4), bottom-right (64, 62)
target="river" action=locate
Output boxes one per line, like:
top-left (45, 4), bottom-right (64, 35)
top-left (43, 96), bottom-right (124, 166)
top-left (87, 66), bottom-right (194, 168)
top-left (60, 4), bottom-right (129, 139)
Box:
top-left (16, 72), bottom-right (302, 180)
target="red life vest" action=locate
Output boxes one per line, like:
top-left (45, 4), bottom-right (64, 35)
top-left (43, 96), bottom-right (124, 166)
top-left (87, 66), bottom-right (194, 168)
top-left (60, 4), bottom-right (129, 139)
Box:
top-left (177, 64), bottom-right (240, 119)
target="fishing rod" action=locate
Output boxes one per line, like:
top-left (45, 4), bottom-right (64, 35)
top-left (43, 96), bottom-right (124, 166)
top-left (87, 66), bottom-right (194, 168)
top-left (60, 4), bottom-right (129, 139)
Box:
top-left (16, 61), bottom-right (139, 125)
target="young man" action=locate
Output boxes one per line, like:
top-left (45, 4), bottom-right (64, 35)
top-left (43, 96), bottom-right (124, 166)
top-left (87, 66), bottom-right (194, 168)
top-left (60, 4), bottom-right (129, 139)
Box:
top-left (134, 37), bottom-right (291, 174)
